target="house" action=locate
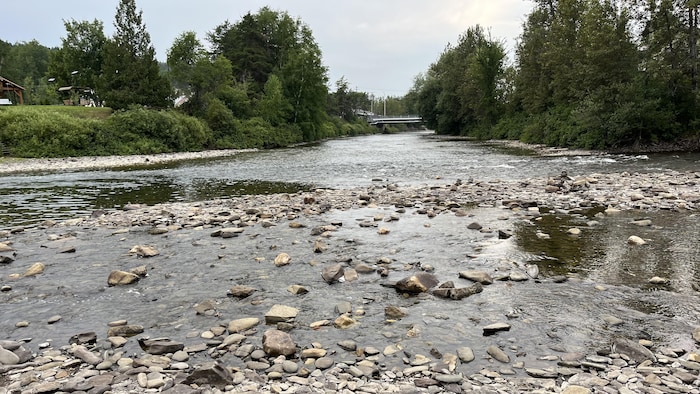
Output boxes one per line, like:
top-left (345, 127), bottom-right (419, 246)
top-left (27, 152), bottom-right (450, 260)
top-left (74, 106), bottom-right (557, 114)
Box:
top-left (0, 75), bottom-right (24, 105)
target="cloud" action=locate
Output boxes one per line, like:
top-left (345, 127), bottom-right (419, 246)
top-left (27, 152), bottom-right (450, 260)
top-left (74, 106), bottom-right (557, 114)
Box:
top-left (1, 0), bottom-right (533, 95)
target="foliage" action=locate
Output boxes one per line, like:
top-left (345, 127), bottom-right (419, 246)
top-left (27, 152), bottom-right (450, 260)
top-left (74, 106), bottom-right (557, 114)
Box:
top-left (0, 106), bottom-right (210, 157)
top-left (100, 0), bottom-right (172, 109)
top-left (47, 19), bottom-right (106, 104)
top-left (410, 0), bottom-right (700, 150)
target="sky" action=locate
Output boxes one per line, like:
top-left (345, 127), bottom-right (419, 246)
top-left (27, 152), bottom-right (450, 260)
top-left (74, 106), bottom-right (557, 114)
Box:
top-left (1, 1), bottom-right (534, 97)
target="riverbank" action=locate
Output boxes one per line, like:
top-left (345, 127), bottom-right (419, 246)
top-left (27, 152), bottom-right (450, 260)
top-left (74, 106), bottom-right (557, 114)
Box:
top-left (1, 168), bottom-right (699, 393)
top-left (0, 149), bottom-right (255, 175)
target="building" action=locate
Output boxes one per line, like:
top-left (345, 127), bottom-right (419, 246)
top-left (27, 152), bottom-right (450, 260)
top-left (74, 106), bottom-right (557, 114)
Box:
top-left (0, 75), bottom-right (25, 105)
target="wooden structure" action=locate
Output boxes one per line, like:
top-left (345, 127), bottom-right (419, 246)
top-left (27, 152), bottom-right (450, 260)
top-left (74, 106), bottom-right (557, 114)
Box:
top-left (0, 75), bottom-right (24, 105)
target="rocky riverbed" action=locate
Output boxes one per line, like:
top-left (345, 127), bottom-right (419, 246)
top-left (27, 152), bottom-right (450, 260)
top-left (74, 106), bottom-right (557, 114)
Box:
top-left (1, 168), bottom-right (700, 394)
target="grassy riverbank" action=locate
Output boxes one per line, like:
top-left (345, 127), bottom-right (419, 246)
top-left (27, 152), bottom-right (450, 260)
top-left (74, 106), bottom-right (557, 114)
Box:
top-left (0, 106), bottom-right (377, 159)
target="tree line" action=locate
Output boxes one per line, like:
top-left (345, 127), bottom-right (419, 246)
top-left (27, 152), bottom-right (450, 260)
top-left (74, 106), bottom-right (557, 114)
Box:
top-left (1, 0), bottom-right (401, 156)
top-left (406, 0), bottom-right (700, 151)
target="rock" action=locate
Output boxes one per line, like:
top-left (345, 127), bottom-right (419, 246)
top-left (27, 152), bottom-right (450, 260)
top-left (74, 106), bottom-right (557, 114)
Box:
top-left (274, 253), bottom-right (291, 266)
top-left (602, 315), bottom-right (624, 326)
top-left (613, 338), bottom-right (657, 363)
top-left (509, 271), bottom-right (529, 281)
top-left (0, 254), bottom-right (14, 264)
top-left (630, 193), bottom-right (645, 201)
top-left (72, 345), bottom-right (102, 365)
top-left (562, 386), bottom-right (592, 394)
top-left (467, 222), bottom-right (483, 230)
top-left (377, 227), bottom-right (391, 235)
top-left (458, 270), bottom-right (493, 285)
top-left (627, 235), bottom-right (647, 245)
top-left (0, 345), bottom-right (20, 365)
top-left (457, 347), bottom-right (475, 363)
top-left (526, 264), bottom-right (540, 279)
top-left (631, 219), bottom-right (652, 226)
top-left (129, 245), bottom-right (159, 257)
top-left (498, 229), bottom-right (513, 239)
top-left (227, 285), bottom-right (257, 298)
top-left (483, 322), bottom-right (511, 336)
top-left (526, 368), bottom-right (558, 378)
top-left (130, 265), bottom-right (148, 277)
top-left (107, 324), bottom-right (144, 337)
top-left (228, 318), bottom-right (260, 333)
top-left (210, 227), bottom-right (244, 238)
top-left (394, 272), bottom-right (439, 294)
top-left (184, 362), bottom-right (234, 387)
top-left (262, 329), bottom-right (296, 356)
top-left (693, 327), bottom-right (700, 343)
top-left (194, 300), bottom-right (217, 315)
top-left (69, 332), bottom-right (97, 345)
top-left (265, 304), bottom-right (299, 324)
top-left (432, 281), bottom-right (483, 300)
top-left (335, 301), bottom-right (352, 315)
top-left (385, 306), bottom-right (408, 320)
top-left (108, 270), bottom-right (140, 286)
top-left (313, 239), bottom-right (326, 253)
top-left (334, 314), bottom-right (357, 329)
top-left (487, 345), bottom-right (510, 363)
top-left (343, 268), bottom-right (359, 282)
top-left (321, 263), bottom-right (345, 284)
top-left (315, 357), bottom-right (334, 369)
top-left (138, 338), bottom-right (185, 355)
top-left (23, 262), bottom-right (45, 277)
top-left (301, 348), bottom-right (327, 359)
top-left (47, 314), bottom-right (62, 324)
top-left (568, 227), bottom-right (582, 235)
top-left (648, 276), bottom-right (669, 285)
top-left (287, 285), bottom-right (309, 295)
top-left (0, 242), bottom-right (14, 252)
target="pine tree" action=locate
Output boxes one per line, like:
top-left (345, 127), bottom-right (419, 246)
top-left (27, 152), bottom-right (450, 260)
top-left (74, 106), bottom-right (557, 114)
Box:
top-left (101, 0), bottom-right (171, 109)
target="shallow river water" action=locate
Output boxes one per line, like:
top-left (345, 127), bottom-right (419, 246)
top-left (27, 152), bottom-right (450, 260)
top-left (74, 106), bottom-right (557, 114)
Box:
top-left (1, 131), bottom-right (699, 376)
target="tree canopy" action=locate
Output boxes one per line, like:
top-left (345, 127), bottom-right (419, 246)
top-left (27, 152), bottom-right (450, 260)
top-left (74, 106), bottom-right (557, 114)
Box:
top-left (410, 0), bottom-right (700, 150)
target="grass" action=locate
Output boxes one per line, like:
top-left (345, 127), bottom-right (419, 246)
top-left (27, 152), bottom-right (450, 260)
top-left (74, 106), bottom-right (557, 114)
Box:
top-left (26, 105), bottom-right (114, 120)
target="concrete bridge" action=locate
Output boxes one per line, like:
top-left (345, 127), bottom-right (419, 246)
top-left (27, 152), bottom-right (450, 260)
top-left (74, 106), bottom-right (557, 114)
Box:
top-left (366, 115), bottom-right (423, 126)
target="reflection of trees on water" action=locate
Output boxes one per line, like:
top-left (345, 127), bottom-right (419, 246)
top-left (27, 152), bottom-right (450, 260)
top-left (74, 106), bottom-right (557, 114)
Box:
top-left (515, 210), bottom-right (700, 293)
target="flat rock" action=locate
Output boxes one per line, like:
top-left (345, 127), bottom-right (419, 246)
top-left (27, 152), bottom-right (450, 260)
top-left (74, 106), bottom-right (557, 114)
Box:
top-left (287, 285), bottom-right (309, 295)
top-left (483, 322), bottom-right (511, 336)
top-left (138, 338), bottom-right (185, 355)
top-left (107, 324), bottom-right (144, 337)
top-left (459, 270), bottom-right (493, 285)
top-left (228, 318), bottom-right (260, 333)
top-left (613, 338), bottom-right (657, 363)
top-left (265, 304), bottom-right (299, 324)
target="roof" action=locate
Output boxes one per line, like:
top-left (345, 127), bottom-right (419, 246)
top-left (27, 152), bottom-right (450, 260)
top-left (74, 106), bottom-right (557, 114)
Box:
top-left (0, 75), bottom-right (25, 90)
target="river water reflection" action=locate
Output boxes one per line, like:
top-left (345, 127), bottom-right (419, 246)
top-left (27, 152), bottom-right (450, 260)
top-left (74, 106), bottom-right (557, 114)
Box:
top-left (1, 131), bottom-right (700, 372)
top-left (2, 131), bottom-right (700, 227)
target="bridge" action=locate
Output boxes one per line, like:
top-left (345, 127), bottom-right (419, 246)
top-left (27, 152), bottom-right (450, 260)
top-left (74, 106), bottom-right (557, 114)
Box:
top-left (366, 115), bottom-right (423, 126)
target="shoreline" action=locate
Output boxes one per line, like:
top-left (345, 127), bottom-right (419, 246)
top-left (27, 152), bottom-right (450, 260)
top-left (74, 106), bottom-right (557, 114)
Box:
top-left (0, 149), bottom-right (256, 175)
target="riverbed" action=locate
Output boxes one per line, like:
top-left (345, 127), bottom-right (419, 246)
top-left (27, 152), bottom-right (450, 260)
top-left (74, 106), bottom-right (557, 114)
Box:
top-left (1, 132), bottom-right (699, 393)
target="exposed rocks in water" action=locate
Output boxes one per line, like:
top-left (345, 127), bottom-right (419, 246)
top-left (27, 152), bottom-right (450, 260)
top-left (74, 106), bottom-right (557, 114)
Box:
top-left (128, 244), bottom-right (159, 257)
top-left (483, 322), bottom-right (512, 336)
top-left (107, 270), bottom-right (140, 286)
top-left (273, 252), bottom-right (291, 266)
top-left (627, 235), bottom-right (647, 245)
top-left (391, 272), bottom-right (439, 294)
top-left (22, 262), bottom-right (45, 277)
top-left (431, 281), bottom-right (483, 300)
top-left (2, 168), bottom-right (700, 393)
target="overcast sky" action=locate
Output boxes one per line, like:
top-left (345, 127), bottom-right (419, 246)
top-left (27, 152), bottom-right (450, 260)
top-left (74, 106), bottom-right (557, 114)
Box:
top-left (2, 1), bottom-right (533, 96)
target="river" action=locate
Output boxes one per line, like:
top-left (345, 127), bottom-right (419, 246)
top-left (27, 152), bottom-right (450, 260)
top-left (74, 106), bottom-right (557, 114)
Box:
top-left (2, 131), bottom-right (699, 228)
top-left (1, 131), bottom-right (699, 377)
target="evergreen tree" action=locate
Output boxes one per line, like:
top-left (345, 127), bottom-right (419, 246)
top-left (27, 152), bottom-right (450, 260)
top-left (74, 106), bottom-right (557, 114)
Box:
top-left (101, 0), bottom-right (171, 109)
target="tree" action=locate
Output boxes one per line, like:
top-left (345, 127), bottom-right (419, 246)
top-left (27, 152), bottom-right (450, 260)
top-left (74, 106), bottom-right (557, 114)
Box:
top-left (47, 19), bottom-right (106, 103)
top-left (167, 31), bottom-right (206, 96)
top-left (101, 0), bottom-right (171, 109)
